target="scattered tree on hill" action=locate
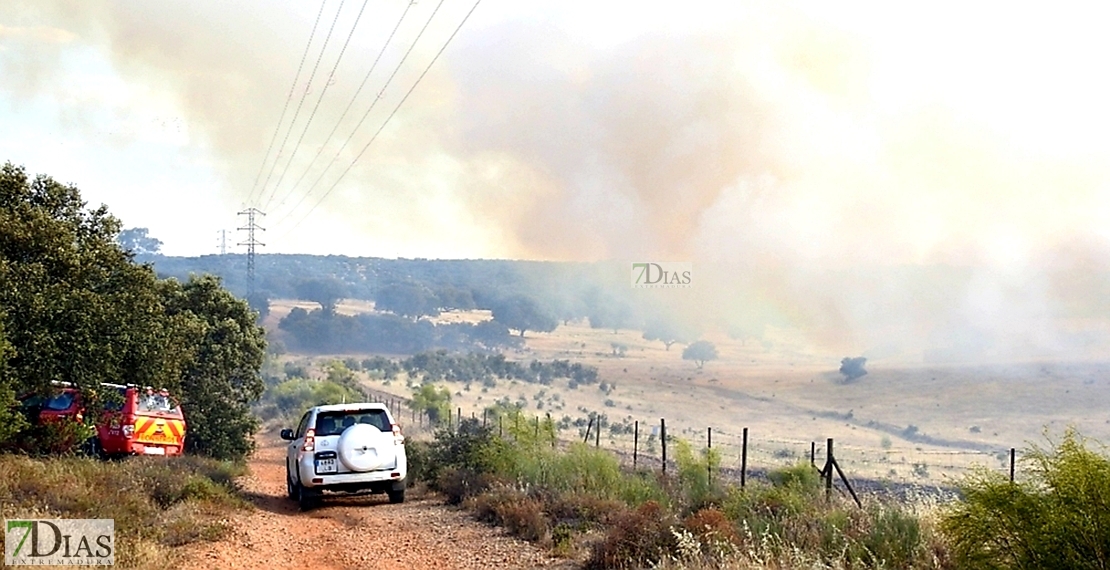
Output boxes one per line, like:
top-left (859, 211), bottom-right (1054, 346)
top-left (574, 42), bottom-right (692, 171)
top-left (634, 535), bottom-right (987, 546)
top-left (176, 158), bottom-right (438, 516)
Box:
top-left (246, 290), bottom-right (271, 321)
top-left (434, 286), bottom-right (477, 311)
top-left (467, 320), bottom-right (521, 350)
top-left (682, 340), bottom-right (718, 369)
top-left (491, 295), bottom-right (557, 338)
top-left (295, 277), bottom-right (347, 314)
top-left (642, 317), bottom-right (695, 350)
top-left (116, 227), bottom-right (163, 255)
top-left (727, 320), bottom-right (766, 346)
top-left (587, 302), bottom-right (637, 334)
top-left (839, 356), bottom-right (868, 382)
top-left (375, 281), bottom-right (441, 321)
top-left (411, 384), bottom-right (452, 424)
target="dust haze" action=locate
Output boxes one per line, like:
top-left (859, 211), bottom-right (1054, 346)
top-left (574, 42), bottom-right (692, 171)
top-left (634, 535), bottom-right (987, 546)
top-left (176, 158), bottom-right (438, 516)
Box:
top-left (4, 1), bottom-right (1110, 361)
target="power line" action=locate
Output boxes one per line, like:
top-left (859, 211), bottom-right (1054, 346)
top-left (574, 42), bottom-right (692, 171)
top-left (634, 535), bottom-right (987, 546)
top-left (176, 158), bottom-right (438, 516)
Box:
top-left (271, 0), bottom-right (450, 226)
top-left (260, 0), bottom-right (372, 212)
top-left (267, 0), bottom-right (417, 215)
top-left (243, 0), bottom-right (328, 207)
top-left (254, 0), bottom-right (347, 207)
top-left (280, 0), bottom-right (483, 237)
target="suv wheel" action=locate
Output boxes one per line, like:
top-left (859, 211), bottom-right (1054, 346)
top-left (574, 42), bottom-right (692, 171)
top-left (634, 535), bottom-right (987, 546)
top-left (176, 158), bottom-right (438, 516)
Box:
top-left (296, 483), bottom-right (318, 511)
top-left (387, 489), bottom-right (405, 504)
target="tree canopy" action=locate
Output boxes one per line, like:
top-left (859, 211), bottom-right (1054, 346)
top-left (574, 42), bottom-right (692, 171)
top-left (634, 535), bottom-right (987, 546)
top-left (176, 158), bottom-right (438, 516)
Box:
top-left (490, 295), bottom-right (558, 338)
top-left (642, 316), bottom-right (696, 350)
top-left (682, 340), bottom-right (718, 369)
top-left (0, 162), bottom-right (266, 459)
top-left (295, 277), bottom-right (347, 314)
top-left (116, 227), bottom-right (163, 255)
top-left (839, 357), bottom-right (868, 382)
top-left (374, 281), bottom-right (441, 321)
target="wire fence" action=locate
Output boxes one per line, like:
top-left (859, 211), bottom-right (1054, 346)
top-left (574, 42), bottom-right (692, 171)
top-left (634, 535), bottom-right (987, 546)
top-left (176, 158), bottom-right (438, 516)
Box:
top-left (370, 391), bottom-right (1020, 498)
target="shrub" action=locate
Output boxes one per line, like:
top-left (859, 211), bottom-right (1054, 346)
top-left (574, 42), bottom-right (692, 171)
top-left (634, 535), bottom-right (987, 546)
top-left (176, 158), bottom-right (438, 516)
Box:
top-left (586, 501), bottom-right (677, 569)
top-left (470, 486), bottom-right (549, 542)
top-left (941, 429), bottom-right (1110, 569)
top-left (255, 377), bottom-right (363, 423)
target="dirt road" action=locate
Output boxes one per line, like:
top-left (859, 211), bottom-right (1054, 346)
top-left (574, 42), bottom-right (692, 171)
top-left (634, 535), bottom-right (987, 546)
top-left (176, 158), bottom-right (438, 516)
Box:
top-left (181, 436), bottom-right (565, 570)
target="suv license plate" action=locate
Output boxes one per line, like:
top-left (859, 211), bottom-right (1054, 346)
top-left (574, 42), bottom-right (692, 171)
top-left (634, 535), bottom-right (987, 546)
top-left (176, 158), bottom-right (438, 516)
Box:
top-left (315, 458), bottom-right (337, 474)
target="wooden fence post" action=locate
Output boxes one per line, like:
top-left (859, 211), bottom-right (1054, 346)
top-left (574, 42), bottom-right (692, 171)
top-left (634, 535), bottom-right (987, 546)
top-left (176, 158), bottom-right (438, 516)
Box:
top-left (595, 418), bottom-right (601, 447)
top-left (583, 417), bottom-right (593, 444)
top-left (741, 427), bottom-right (748, 488)
top-left (457, 407), bottom-right (462, 430)
top-left (707, 427), bottom-right (713, 485)
top-left (825, 438), bottom-right (835, 501)
top-left (633, 420), bottom-right (639, 469)
top-left (661, 418), bottom-right (667, 475)
top-left (1010, 448), bottom-right (1016, 482)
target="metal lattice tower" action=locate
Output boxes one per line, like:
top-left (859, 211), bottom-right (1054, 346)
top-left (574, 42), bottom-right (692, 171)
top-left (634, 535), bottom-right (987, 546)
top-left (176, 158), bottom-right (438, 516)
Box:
top-left (237, 208), bottom-right (266, 296)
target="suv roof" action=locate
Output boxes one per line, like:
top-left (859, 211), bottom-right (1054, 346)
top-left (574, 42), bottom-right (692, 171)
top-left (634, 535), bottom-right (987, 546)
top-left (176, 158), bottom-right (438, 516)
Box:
top-left (310, 403), bottom-right (390, 414)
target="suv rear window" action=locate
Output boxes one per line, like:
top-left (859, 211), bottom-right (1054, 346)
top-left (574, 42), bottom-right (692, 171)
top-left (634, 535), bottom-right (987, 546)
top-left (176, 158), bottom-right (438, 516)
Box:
top-left (314, 409), bottom-right (391, 436)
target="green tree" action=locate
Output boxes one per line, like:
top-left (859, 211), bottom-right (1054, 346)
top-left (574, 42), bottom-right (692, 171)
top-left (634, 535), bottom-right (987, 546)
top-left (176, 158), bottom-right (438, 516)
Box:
top-left (839, 356), bottom-right (868, 382)
top-left (410, 383), bottom-right (452, 425)
top-left (116, 227), bottom-right (163, 255)
top-left (162, 275), bottom-right (267, 460)
top-left (491, 295), bottom-right (557, 338)
top-left (295, 277), bottom-right (347, 314)
top-left (375, 281), bottom-right (441, 321)
top-left (0, 163), bottom-right (187, 408)
top-left (682, 340), bottom-right (718, 369)
top-left (0, 319), bottom-right (26, 443)
top-left (642, 316), bottom-right (695, 350)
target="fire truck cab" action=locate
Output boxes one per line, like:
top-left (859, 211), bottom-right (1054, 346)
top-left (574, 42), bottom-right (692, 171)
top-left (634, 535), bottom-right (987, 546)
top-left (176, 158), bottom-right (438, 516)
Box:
top-left (23, 383), bottom-right (187, 457)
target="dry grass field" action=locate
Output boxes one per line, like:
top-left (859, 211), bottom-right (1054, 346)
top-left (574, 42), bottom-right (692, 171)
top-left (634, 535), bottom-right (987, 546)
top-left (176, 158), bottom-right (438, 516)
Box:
top-left (265, 299), bottom-right (1110, 485)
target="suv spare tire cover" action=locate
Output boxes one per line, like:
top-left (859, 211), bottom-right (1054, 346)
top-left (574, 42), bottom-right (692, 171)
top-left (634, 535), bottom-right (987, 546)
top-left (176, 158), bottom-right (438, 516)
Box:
top-left (337, 423), bottom-right (395, 472)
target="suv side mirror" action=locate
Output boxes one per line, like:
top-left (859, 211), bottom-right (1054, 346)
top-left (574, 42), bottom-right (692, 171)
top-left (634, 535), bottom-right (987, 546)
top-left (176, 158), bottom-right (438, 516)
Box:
top-left (280, 428), bottom-right (295, 441)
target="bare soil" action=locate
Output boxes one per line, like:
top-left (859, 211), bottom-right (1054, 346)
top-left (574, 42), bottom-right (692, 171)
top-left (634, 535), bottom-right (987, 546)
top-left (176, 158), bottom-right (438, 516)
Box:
top-left (180, 435), bottom-right (568, 570)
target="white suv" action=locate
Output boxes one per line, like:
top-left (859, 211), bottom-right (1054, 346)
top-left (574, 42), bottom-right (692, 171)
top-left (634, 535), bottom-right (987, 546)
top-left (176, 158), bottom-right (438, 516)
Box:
top-left (281, 403), bottom-right (407, 510)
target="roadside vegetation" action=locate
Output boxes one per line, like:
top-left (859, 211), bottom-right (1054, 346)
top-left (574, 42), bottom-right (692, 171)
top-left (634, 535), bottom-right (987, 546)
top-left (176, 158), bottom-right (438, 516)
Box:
top-left (409, 410), bottom-right (1110, 569)
top-left (0, 454), bottom-right (248, 568)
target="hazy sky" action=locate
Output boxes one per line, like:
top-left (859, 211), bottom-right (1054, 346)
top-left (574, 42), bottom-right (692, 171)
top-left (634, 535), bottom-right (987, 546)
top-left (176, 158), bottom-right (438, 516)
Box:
top-left (3, 0), bottom-right (1108, 263)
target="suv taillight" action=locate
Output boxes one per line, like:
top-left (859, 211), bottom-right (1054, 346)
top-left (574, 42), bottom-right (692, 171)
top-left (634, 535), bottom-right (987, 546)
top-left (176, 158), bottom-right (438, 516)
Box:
top-left (301, 428), bottom-right (315, 452)
top-left (391, 424), bottom-right (404, 444)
